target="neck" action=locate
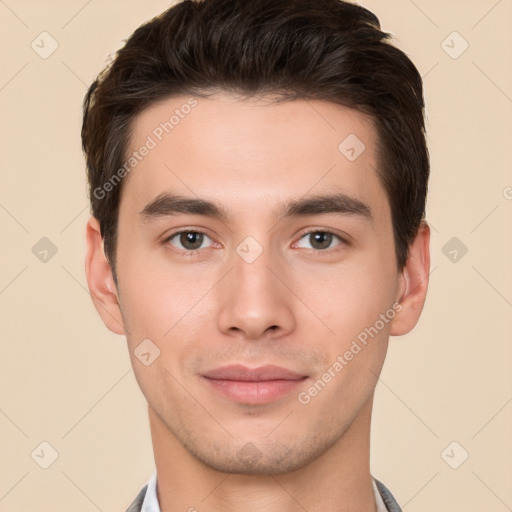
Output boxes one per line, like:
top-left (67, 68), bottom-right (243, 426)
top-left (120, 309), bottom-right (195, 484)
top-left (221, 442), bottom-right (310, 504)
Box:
top-left (148, 396), bottom-right (377, 512)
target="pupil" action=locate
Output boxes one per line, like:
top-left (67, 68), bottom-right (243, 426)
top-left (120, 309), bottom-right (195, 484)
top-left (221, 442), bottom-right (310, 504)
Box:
top-left (182, 232), bottom-right (203, 250)
top-left (312, 232), bottom-right (331, 249)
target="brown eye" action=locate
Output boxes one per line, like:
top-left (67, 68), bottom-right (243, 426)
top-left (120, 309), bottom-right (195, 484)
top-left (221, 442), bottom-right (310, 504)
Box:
top-left (296, 230), bottom-right (344, 251)
top-left (167, 231), bottom-right (212, 252)
top-left (309, 232), bottom-right (333, 250)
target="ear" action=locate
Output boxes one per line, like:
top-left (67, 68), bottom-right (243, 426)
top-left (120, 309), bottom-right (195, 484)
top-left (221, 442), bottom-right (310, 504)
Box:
top-left (85, 216), bottom-right (126, 335)
top-left (390, 221), bottom-right (431, 336)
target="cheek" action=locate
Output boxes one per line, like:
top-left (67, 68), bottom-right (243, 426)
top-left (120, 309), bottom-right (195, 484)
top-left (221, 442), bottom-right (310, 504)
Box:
top-left (298, 264), bottom-right (395, 411)
top-left (297, 254), bottom-right (397, 339)
top-left (117, 247), bottom-right (218, 344)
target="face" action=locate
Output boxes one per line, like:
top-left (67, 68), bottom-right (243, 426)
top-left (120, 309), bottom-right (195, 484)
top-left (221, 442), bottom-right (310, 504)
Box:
top-left (89, 92), bottom-right (423, 475)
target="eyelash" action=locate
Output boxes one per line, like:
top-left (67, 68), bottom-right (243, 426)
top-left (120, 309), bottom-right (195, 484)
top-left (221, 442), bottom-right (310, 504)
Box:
top-left (164, 229), bottom-right (214, 257)
top-left (163, 229), bottom-right (348, 257)
top-left (297, 229), bottom-right (348, 254)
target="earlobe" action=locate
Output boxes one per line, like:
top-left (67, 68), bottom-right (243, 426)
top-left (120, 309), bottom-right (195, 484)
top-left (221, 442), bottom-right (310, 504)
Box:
top-left (85, 216), bottom-right (126, 335)
top-left (389, 221), bottom-right (431, 336)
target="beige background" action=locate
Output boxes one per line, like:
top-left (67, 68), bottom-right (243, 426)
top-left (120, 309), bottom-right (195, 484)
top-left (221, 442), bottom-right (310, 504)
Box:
top-left (1, 0), bottom-right (511, 510)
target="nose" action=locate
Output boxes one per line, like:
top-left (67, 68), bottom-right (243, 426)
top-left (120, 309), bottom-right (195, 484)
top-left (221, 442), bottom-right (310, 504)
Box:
top-left (216, 242), bottom-right (296, 341)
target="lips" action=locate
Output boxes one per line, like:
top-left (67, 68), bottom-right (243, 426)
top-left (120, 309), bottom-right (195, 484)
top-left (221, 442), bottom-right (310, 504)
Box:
top-left (201, 364), bottom-right (308, 404)
top-left (202, 364), bottom-right (306, 382)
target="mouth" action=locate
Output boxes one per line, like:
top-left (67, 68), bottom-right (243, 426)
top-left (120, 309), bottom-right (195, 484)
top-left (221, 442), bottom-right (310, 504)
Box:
top-left (201, 364), bottom-right (308, 405)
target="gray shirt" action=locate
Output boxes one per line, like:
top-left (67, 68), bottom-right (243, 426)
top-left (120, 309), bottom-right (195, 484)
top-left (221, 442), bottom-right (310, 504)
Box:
top-left (126, 473), bottom-right (402, 512)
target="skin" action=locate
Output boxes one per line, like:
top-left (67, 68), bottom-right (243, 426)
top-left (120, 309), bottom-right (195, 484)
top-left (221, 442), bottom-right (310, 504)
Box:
top-left (85, 92), bottom-right (430, 512)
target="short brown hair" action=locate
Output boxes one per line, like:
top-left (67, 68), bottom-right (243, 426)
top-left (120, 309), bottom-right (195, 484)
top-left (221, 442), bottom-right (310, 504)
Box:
top-left (82, 0), bottom-right (429, 282)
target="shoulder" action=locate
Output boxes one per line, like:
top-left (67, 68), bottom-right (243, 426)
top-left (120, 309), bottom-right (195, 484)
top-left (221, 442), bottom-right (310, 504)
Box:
top-left (125, 483), bottom-right (148, 512)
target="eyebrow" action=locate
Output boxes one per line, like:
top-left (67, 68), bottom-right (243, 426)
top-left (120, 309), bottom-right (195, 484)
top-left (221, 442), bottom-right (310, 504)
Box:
top-left (138, 192), bottom-right (373, 224)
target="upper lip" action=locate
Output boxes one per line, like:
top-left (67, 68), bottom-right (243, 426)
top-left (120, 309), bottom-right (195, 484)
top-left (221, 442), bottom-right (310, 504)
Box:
top-left (202, 364), bottom-right (307, 382)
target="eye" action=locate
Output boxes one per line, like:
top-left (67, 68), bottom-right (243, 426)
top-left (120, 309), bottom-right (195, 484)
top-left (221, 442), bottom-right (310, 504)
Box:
top-left (165, 230), bottom-right (214, 253)
top-left (295, 230), bottom-right (345, 251)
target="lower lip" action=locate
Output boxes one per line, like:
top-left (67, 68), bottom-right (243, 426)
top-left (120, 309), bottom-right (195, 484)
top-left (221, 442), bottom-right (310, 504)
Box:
top-left (202, 377), bottom-right (307, 404)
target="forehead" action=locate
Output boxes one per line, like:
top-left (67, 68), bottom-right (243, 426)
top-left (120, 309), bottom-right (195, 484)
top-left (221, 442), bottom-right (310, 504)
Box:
top-left (121, 93), bottom-right (389, 223)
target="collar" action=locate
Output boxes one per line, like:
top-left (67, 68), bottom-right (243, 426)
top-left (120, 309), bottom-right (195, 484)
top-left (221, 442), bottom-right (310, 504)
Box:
top-left (138, 472), bottom-right (398, 512)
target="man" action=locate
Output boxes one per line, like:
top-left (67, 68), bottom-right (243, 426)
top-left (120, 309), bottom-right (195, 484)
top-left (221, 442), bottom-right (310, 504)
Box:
top-left (82, 0), bottom-right (430, 510)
